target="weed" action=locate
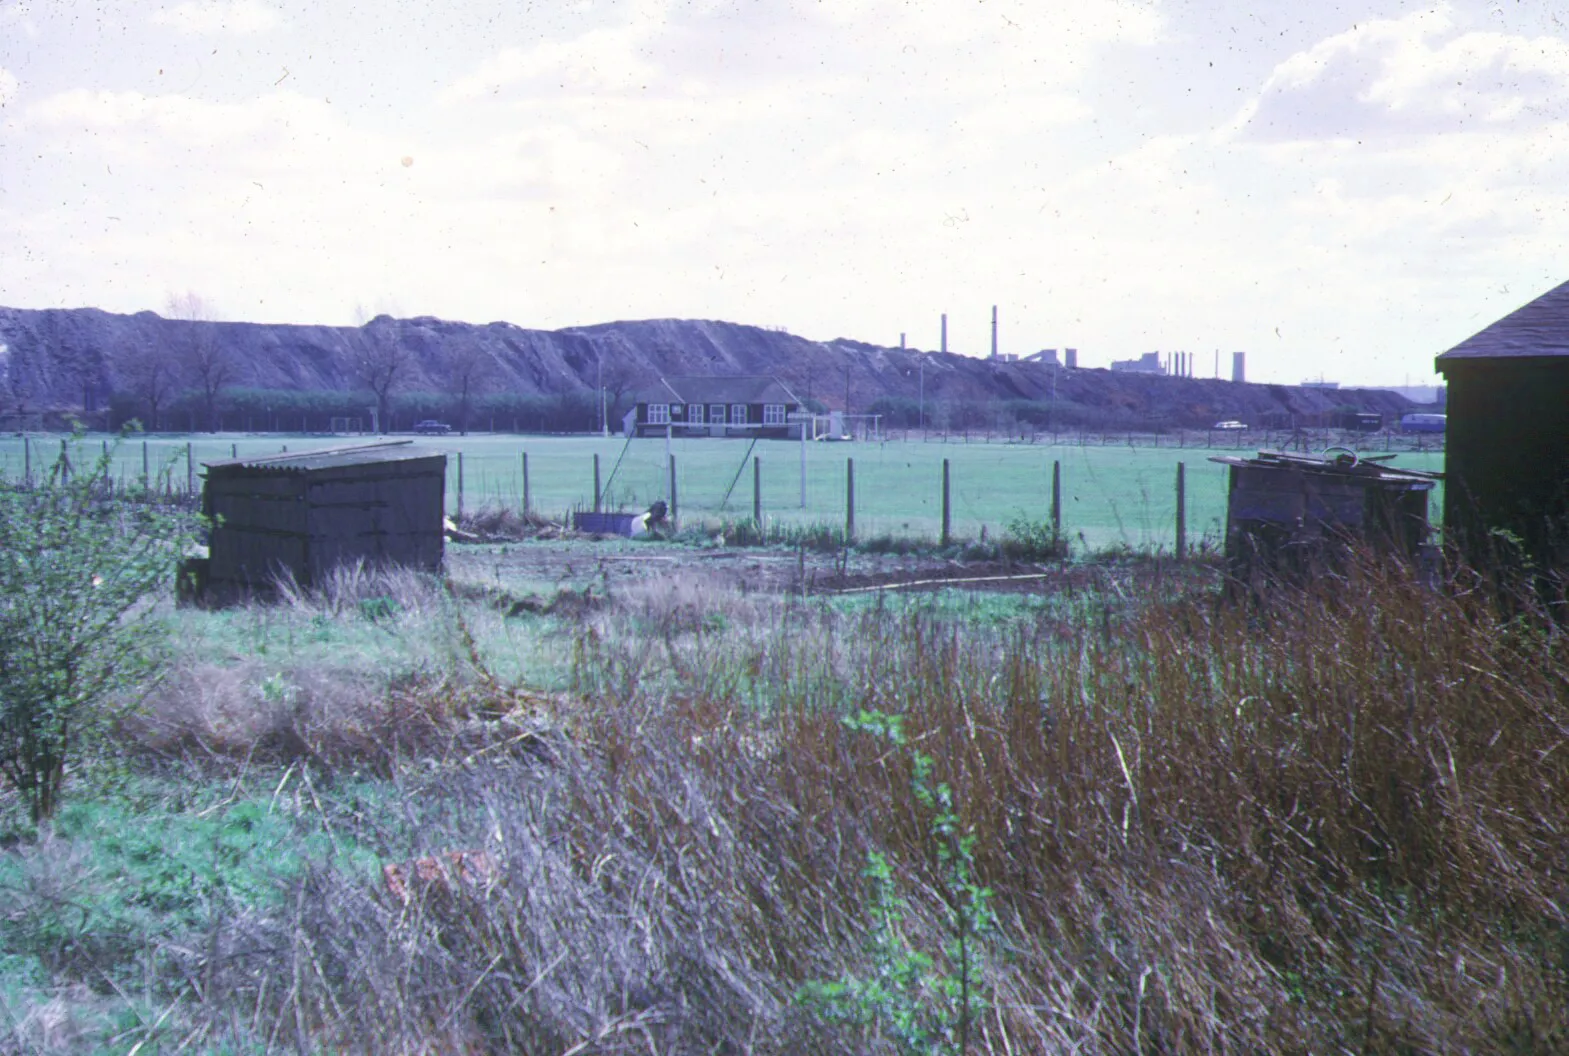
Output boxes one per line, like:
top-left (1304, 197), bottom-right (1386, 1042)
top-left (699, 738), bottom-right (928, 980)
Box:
top-left (800, 708), bottom-right (995, 1055)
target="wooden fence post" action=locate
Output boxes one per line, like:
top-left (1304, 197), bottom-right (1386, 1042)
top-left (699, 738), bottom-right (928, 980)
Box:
top-left (753, 456), bottom-right (762, 528)
top-left (593, 453), bottom-right (601, 512)
top-left (845, 457), bottom-right (855, 542)
top-left (186, 442), bottom-right (194, 495)
top-left (23, 436), bottom-right (30, 485)
top-left (142, 440), bottom-right (149, 485)
top-left (1052, 460), bottom-right (1062, 541)
top-left (521, 452), bottom-right (530, 515)
top-left (941, 458), bottom-right (951, 547)
top-left (231, 442), bottom-right (238, 459)
top-left (60, 439), bottom-right (69, 484)
top-left (456, 452), bottom-right (465, 520)
top-left (668, 455), bottom-right (678, 524)
top-left (1175, 461), bottom-right (1187, 561)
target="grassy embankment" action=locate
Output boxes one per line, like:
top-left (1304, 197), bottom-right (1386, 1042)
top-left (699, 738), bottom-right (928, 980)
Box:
top-left (0, 536), bottom-right (1561, 1053)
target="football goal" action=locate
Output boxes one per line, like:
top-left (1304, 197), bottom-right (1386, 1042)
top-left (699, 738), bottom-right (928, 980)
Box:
top-left (329, 416), bottom-right (365, 435)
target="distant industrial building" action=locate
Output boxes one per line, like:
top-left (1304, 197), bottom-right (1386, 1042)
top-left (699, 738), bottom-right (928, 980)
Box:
top-left (1110, 352), bottom-right (1164, 374)
top-left (1232, 351), bottom-right (1247, 383)
top-left (1436, 279), bottom-right (1569, 569)
top-left (1110, 351), bottom-right (1195, 376)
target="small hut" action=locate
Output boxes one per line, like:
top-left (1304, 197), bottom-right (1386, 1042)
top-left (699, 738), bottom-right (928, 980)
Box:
top-left (1210, 449), bottom-right (1439, 585)
top-left (1436, 280), bottom-right (1569, 570)
top-left (196, 441), bottom-right (446, 600)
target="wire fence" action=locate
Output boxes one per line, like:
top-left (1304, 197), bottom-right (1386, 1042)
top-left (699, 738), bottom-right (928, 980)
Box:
top-left (0, 431), bottom-right (1447, 554)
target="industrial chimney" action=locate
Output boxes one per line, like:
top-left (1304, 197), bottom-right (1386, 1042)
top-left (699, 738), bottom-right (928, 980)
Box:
top-left (1232, 351), bottom-right (1246, 383)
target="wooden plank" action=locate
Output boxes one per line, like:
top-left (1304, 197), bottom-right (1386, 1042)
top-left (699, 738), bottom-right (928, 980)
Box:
top-left (208, 475), bottom-right (304, 498)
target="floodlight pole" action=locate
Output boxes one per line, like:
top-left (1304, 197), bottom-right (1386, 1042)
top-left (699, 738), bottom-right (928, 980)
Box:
top-left (598, 354), bottom-right (608, 436)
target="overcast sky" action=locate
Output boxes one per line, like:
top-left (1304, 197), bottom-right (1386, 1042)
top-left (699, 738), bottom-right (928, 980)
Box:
top-left (3, 0), bottom-right (1567, 384)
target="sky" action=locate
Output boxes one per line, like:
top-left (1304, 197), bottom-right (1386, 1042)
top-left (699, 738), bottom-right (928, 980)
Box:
top-left (3, 0), bottom-right (1568, 385)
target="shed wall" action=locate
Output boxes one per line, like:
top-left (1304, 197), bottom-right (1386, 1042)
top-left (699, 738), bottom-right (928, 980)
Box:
top-left (204, 454), bottom-right (445, 592)
top-left (1441, 360), bottom-right (1569, 565)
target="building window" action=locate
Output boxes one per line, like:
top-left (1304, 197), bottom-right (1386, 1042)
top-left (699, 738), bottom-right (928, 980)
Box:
top-left (648, 403), bottom-right (670, 424)
top-left (671, 404), bottom-right (684, 418)
top-left (763, 404), bottom-right (786, 426)
top-left (689, 404), bottom-right (704, 425)
top-left (731, 404), bottom-right (748, 425)
top-left (710, 404), bottom-right (725, 425)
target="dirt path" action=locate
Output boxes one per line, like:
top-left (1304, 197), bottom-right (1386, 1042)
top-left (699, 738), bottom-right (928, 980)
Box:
top-left (447, 539), bottom-right (1210, 600)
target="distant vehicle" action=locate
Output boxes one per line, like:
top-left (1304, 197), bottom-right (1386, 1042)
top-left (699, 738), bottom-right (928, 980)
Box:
top-left (1333, 411), bottom-right (1383, 433)
top-left (1212, 420), bottom-right (1247, 431)
top-left (414, 420), bottom-right (451, 435)
top-left (1399, 413), bottom-right (1446, 434)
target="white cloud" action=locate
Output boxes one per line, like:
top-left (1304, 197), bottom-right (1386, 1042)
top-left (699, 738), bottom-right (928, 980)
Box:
top-left (1222, 9), bottom-right (1569, 142)
top-left (0, 67), bottom-right (17, 108)
top-left (150, 1), bottom-right (282, 36)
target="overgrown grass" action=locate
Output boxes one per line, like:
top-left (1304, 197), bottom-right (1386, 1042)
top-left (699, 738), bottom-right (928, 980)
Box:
top-left (0, 553), bottom-right (1564, 1052)
top-left (671, 513), bottom-right (1073, 561)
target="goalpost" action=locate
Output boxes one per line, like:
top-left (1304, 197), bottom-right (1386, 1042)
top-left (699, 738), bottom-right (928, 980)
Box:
top-left (329, 416), bottom-right (365, 435)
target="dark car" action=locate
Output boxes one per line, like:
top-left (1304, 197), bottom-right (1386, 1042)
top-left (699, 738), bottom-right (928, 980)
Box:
top-left (414, 420), bottom-right (451, 435)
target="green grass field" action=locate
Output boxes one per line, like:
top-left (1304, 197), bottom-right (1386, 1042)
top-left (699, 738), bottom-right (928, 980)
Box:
top-left (0, 432), bottom-right (1445, 551)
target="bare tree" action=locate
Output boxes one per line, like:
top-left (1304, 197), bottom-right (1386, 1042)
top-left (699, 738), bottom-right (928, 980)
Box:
top-left (167, 292), bottom-right (236, 431)
top-left (121, 345), bottom-right (178, 431)
top-left (601, 359), bottom-right (650, 428)
top-left (441, 344), bottom-right (498, 436)
top-left (353, 315), bottom-right (413, 434)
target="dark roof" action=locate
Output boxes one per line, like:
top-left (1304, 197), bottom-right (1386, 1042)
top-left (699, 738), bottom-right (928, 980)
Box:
top-left (203, 440), bottom-right (444, 474)
top-left (1437, 280), bottom-right (1569, 365)
top-left (1209, 449), bottom-right (1440, 487)
top-left (645, 375), bottom-right (803, 405)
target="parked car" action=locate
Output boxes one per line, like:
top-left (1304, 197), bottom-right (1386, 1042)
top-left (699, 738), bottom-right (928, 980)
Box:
top-left (414, 420), bottom-right (451, 435)
top-left (1212, 420), bottom-right (1247, 431)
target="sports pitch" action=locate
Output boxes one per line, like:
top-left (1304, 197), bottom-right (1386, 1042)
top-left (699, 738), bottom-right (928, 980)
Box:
top-left (0, 432), bottom-right (1446, 553)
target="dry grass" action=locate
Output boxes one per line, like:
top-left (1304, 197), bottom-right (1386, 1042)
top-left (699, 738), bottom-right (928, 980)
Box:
top-left (7, 554), bottom-right (1569, 1053)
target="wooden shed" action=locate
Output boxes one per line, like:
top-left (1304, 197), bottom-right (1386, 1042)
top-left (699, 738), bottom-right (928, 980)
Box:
top-left (198, 441), bottom-right (445, 598)
top-left (1210, 450), bottom-right (1439, 585)
top-left (1436, 280), bottom-right (1569, 570)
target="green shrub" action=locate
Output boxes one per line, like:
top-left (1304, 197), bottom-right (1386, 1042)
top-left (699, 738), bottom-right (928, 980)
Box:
top-left (799, 709), bottom-right (995, 1055)
top-left (0, 440), bottom-right (193, 822)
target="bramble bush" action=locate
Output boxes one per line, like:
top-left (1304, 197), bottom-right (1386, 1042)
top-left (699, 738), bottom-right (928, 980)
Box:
top-left (0, 440), bottom-right (192, 822)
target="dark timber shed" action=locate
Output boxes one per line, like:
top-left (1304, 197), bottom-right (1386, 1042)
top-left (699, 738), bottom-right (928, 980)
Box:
top-left (1210, 449), bottom-right (1439, 585)
top-left (200, 441), bottom-right (446, 597)
top-left (1436, 280), bottom-right (1569, 570)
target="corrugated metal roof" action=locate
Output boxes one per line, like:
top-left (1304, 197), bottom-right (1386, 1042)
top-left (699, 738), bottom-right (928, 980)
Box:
top-left (646, 375), bottom-right (803, 405)
top-left (1209, 449), bottom-right (1441, 486)
top-left (1437, 280), bottom-right (1569, 363)
top-left (203, 440), bottom-right (445, 474)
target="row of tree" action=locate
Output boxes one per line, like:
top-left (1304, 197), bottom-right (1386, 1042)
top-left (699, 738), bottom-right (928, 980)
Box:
top-left (108, 295), bottom-right (653, 434)
top-left (107, 388), bottom-right (612, 434)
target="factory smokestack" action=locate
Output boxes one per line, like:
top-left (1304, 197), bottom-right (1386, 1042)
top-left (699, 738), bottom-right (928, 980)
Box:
top-left (1232, 351), bottom-right (1246, 383)
top-left (990, 305), bottom-right (998, 359)
top-left (941, 313), bottom-right (948, 355)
